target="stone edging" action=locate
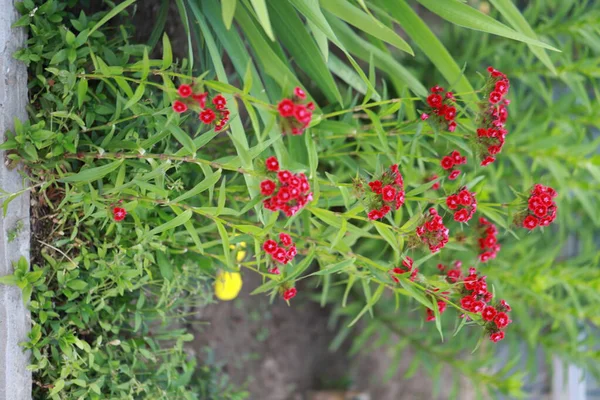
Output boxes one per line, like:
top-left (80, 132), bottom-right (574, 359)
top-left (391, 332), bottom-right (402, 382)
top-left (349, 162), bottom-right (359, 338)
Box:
top-left (0, 0), bottom-right (32, 399)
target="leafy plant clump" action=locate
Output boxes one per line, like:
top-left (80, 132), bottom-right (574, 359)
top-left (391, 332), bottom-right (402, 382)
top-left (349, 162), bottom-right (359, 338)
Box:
top-left (1, 0), bottom-right (599, 399)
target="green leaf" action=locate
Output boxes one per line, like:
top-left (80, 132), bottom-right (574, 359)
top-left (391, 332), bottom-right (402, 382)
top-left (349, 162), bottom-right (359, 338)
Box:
top-left (0, 274), bottom-right (18, 286)
top-left (146, 209), bottom-right (193, 237)
top-left (431, 295), bottom-right (444, 341)
top-left (171, 169), bottom-right (222, 204)
top-left (380, 0), bottom-right (476, 102)
top-left (313, 257), bottom-right (355, 276)
top-left (124, 83), bottom-right (146, 110)
top-left (67, 280), bottom-right (87, 290)
top-left (349, 284), bottom-right (385, 326)
top-left (156, 251), bottom-right (173, 280)
top-left (321, 0), bottom-right (414, 55)
top-left (215, 220), bottom-right (232, 267)
top-left (60, 160), bottom-right (123, 183)
top-left (222, 0), bottom-right (237, 29)
top-left (167, 123), bottom-right (196, 155)
top-left (373, 221), bottom-right (397, 250)
top-left (415, 0), bottom-right (560, 51)
top-left (162, 33), bottom-right (173, 70)
top-left (249, 0), bottom-right (275, 41)
top-left (77, 79), bottom-right (88, 108)
top-left (88, 0), bottom-right (136, 36)
top-left (49, 379), bottom-right (65, 396)
top-left (269, 0), bottom-right (343, 105)
top-left (489, 0), bottom-right (557, 75)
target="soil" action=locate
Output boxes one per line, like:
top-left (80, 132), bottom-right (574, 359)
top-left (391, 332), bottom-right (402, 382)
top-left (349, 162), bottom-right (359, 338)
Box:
top-left (190, 273), bottom-right (455, 400)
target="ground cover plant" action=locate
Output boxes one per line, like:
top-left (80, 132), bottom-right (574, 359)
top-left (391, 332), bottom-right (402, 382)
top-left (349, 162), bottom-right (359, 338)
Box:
top-left (1, 0), bottom-right (599, 398)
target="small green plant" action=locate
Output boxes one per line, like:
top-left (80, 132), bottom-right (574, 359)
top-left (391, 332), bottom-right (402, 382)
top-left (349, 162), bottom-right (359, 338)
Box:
top-left (7, 220), bottom-right (25, 243)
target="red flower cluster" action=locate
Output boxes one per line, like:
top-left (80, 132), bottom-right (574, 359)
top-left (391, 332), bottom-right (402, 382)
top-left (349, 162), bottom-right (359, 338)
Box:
top-left (446, 187), bottom-right (477, 223)
top-left (366, 164), bottom-right (405, 220)
top-left (263, 233), bottom-right (297, 273)
top-left (277, 87), bottom-right (314, 135)
top-left (521, 184), bottom-right (558, 230)
top-left (440, 150), bottom-right (467, 181)
top-left (260, 157), bottom-right (313, 217)
top-left (421, 86), bottom-right (458, 132)
top-left (416, 208), bottom-right (449, 253)
top-left (172, 84), bottom-right (230, 132)
top-left (442, 265), bottom-right (511, 342)
top-left (476, 67), bottom-right (510, 166)
top-left (390, 256), bottom-right (418, 283)
top-left (477, 217), bottom-right (501, 263)
top-left (112, 207), bottom-right (126, 222)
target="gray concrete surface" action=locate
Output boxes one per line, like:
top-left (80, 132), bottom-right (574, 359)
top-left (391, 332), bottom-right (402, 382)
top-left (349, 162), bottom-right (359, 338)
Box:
top-left (0, 0), bottom-right (32, 399)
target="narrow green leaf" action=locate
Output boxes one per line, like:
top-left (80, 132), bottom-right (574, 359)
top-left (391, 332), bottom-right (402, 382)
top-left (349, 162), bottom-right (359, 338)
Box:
top-left (60, 160), bottom-right (123, 183)
top-left (147, 209), bottom-right (193, 237)
top-left (313, 257), bottom-right (355, 276)
top-left (222, 0), bottom-right (237, 29)
top-left (249, 0), bottom-right (275, 41)
top-left (167, 123), bottom-right (196, 154)
top-left (88, 0), bottom-right (136, 36)
top-left (349, 284), bottom-right (385, 326)
top-left (215, 220), bottom-right (232, 267)
top-left (171, 169), bottom-right (222, 204)
top-left (162, 33), bottom-right (173, 70)
top-left (415, 0), bottom-right (560, 51)
top-left (77, 79), bottom-right (88, 108)
top-left (321, 0), bottom-right (414, 55)
top-left (124, 83), bottom-right (145, 110)
top-left (489, 0), bottom-right (557, 75)
top-left (67, 280), bottom-right (87, 290)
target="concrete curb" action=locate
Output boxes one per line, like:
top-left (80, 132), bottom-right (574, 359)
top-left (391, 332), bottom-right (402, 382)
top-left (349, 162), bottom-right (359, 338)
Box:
top-left (0, 1), bottom-right (32, 399)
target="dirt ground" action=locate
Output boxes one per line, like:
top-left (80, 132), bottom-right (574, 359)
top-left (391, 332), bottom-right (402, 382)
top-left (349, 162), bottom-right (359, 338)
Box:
top-left (191, 273), bottom-right (454, 400)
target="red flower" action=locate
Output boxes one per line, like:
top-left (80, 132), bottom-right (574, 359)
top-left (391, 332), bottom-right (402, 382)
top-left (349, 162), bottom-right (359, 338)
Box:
top-left (382, 185), bottom-right (396, 202)
top-left (449, 170), bottom-right (461, 180)
top-left (451, 151), bottom-right (465, 165)
top-left (294, 105), bottom-right (312, 125)
top-left (427, 94), bottom-right (443, 108)
top-left (199, 109), bottom-right (216, 124)
top-left (368, 180), bottom-right (383, 194)
top-left (263, 239), bottom-right (278, 254)
top-left (192, 92), bottom-right (208, 108)
top-left (273, 248), bottom-right (288, 264)
top-left (278, 99), bottom-right (295, 117)
top-left (481, 306), bottom-right (497, 321)
top-left (402, 256), bottom-right (413, 269)
top-left (294, 87), bottom-right (306, 99)
top-left (178, 84), bottom-right (192, 98)
top-left (446, 195), bottom-right (459, 210)
top-left (471, 301), bottom-right (485, 313)
top-left (499, 299), bottom-right (511, 312)
top-left (279, 233), bottom-right (293, 247)
top-left (460, 295), bottom-right (475, 310)
top-left (481, 156), bottom-right (495, 166)
top-left (444, 106), bottom-right (457, 121)
top-left (489, 91), bottom-right (502, 104)
top-left (448, 121), bottom-right (457, 132)
top-left (260, 179), bottom-right (276, 196)
top-left (495, 80), bottom-right (509, 94)
top-left (441, 156), bottom-right (454, 170)
top-left (490, 331), bottom-right (505, 343)
top-left (113, 207), bottom-right (127, 222)
top-left (458, 189), bottom-right (473, 205)
top-left (523, 215), bottom-right (538, 230)
top-left (287, 246), bottom-right (297, 259)
top-left (172, 101), bottom-right (188, 114)
top-left (421, 113), bottom-right (429, 121)
top-left (277, 170), bottom-right (292, 184)
top-left (283, 287), bottom-right (297, 301)
top-left (212, 94), bottom-right (227, 110)
top-left (368, 210), bottom-right (382, 220)
top-left (454, 208), bottom-right (469, 222)
top-left (494, 312), bottom-right (510, 329)
top-left (534, 205), bottom-right (547, 218)
top-left (266, 156), bottom-right (280, 172)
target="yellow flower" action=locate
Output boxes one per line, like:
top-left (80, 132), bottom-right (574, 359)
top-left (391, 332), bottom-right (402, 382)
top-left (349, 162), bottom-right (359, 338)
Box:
top-left (214, 270), bottom-right (243, 301)
top-left (229, 240), bottom-right (247, 263)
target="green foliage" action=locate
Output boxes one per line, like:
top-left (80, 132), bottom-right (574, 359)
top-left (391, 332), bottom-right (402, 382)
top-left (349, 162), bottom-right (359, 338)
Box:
top-left (2, 0), bottom-right (599, 399)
